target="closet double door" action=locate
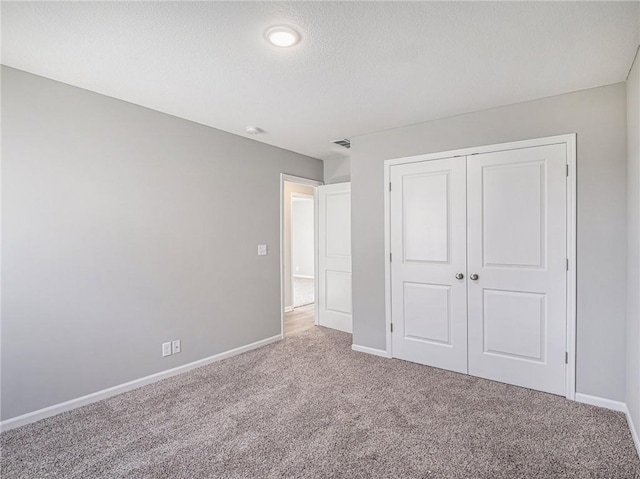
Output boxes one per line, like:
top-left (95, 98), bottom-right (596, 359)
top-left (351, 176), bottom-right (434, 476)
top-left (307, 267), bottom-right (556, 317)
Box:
top-left (390, 144), bottom-right (567, 395)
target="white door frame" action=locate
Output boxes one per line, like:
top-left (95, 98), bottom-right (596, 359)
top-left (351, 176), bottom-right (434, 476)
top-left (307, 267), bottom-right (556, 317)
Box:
top-left (383, 134), bottom-right (577, 400)
top-left (280, 174), bottom-right (323, 337)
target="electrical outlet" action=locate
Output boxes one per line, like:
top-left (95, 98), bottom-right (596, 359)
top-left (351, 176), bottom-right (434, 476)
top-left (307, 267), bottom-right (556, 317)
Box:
top-left (172, 340), bottom-right (181, 354)
top-left (257, 244), bottom-right (268, 256)
top-left (162, 342), bottom-right (172, 357)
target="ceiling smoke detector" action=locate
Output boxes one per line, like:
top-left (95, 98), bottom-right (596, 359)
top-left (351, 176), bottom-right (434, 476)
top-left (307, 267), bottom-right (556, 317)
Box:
top-left (245, 126), bottom-right (263, 135)
top-left (332, 138), bottom-right (351, 149)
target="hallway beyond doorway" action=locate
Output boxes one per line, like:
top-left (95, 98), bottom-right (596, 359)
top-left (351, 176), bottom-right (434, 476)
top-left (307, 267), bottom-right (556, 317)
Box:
top-left (285, 304), bottom-right (315, 336)
top-left (293, 277), bottom-right (314, 307)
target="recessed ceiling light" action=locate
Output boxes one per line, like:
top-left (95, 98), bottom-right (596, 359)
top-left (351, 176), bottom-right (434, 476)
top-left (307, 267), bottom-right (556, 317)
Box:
top-left (264, 25), bottom-right (300, 48)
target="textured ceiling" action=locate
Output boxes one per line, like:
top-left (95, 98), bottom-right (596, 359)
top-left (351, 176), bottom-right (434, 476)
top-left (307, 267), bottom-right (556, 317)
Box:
top-left (2, 2), bottom-right (639, 161)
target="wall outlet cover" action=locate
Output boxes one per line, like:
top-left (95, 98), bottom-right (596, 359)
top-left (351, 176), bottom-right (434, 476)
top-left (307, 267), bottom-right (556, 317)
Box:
top-left (172, 339), bottom-right (181, 354)
top-left (258, 244), bottom-right (268, 256)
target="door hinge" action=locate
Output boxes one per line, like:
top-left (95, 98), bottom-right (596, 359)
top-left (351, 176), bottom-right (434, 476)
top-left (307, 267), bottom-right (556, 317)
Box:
top-left (390, 323), bottom-right (393, 333)
top-left (390, 252), bottom-right (392, 263)
top-left (566, 258), bottom-right (569, 271)
top-left (565, 352), bottom-right (569, 364)
top-left (566, 164), bottom-right (569, 177)
top-left (389, 182), bottom-right (392, 192)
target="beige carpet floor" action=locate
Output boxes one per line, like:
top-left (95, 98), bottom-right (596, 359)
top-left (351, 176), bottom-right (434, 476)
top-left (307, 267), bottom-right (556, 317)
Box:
top-left (2, 327), bottom-right (639, 478)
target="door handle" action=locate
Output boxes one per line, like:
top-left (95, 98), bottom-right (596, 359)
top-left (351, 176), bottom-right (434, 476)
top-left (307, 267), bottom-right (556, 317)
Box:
top-left (455, 273), bottom-right (464, 280)
top-left (470, 273), bottom-right (479, 280)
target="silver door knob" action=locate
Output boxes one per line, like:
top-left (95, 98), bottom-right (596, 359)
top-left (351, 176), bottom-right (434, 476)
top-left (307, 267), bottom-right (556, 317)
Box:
top-left (455, 273), bottom-right (464, 280)
top-left (470, 273), bottom-right (479, 280)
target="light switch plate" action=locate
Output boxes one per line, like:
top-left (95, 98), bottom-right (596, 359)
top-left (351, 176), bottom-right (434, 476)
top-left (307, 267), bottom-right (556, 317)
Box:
top-left (258, 244), bottom-right (268, 256)
top-left (162, 342), bottom-right (172, 357)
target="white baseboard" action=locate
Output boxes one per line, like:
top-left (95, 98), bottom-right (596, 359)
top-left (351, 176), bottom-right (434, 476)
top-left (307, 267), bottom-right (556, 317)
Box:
top-left (0, 333), bottom-right (283, 432)
top-left (284, 305), bottom-right (294, 313)
top-left (574, 393), bottom-right (628, 413)
top-left (292, 275), bottom-right (314, 280)
top-left (351, 344), bottom-right (391, 358)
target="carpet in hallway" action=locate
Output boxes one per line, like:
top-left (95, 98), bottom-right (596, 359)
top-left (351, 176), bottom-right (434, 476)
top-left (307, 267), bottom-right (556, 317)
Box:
top-left (293, 276), bottom-right (314, 307)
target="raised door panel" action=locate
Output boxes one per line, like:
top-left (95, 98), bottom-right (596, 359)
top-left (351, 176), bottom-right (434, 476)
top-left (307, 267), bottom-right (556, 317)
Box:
top-left (403, 172), bottom-right (449, 263)
top-left (483, 289), bottom-right (546, 362)
top-left (482, 161), bottom-right (545, 269)
top-left (325, 192), bottom-right (351, 258)
top-left (325, 271), bottom-right (352, 315)
top-left (403, 283), bottom-right (451, 345)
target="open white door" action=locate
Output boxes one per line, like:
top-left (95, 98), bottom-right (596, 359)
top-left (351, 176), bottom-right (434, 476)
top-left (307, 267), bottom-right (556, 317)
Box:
top-left (317, 183), bottom-right (352, 333)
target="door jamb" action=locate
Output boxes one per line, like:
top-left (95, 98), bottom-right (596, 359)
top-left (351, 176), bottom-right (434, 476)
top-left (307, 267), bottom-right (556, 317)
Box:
top-left (280, 174), bottom-right (323, 338)
top-left (383, 134), bottom-right (577, 400)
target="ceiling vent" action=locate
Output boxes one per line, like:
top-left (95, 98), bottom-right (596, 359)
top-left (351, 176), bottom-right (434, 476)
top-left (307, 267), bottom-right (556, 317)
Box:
top-left (332, 138), bottom-right (351, 149)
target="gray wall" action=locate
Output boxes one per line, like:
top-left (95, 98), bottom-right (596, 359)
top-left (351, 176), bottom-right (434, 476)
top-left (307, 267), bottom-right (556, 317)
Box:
top-left (323, 157), bottom-right (351, 184)
top-left (351, 83), bottom-right (628, 401)
top-left (1, 67), bottom-right (323, 420)
top-left (627, 54), bottom-right (640, 434)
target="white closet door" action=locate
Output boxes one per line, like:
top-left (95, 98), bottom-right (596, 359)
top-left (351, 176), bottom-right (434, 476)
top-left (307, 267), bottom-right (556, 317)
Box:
top-left (390, 158), bottom-right (468, 373)
top-left (318, 183), bottom-right (352, 333)
top-left (466, 144), bottom-right (567, 395)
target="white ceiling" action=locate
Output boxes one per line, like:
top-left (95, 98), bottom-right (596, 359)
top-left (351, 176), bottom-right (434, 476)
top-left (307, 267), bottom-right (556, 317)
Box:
top-left (2, 2), bottom-right (639, 161)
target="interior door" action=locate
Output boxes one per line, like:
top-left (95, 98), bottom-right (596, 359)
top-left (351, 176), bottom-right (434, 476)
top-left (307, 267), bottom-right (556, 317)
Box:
top-left (390, 157), bottom-right (468, 373)
top-left (466, 144), bottom-right (567, 395)
top-left (318, 182), bottom-right (352, 333)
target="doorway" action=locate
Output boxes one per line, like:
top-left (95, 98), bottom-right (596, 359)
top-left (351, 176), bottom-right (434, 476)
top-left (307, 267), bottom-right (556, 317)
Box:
top-left (281, 175), bottom-right (322, 337)
top-left (292, 194), bottom-right (315, 308)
